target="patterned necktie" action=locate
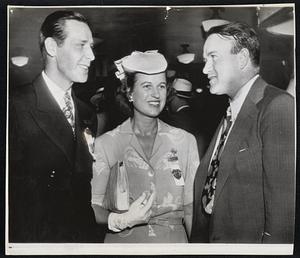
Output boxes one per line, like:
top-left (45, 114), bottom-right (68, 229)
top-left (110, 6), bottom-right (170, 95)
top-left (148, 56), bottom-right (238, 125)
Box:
top-left (202, 106), bottom-right (232, 214)
top-left (62, 91), bottom-right (75, 134)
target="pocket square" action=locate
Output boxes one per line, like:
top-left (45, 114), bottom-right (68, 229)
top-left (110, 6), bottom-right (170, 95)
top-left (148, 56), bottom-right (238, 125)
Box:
top-left (239, 148), bottom-right (247, 152)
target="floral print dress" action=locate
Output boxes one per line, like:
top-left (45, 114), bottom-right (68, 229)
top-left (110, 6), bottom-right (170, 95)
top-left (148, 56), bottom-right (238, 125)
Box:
top-left (91, 118), bottom-right (200, 243)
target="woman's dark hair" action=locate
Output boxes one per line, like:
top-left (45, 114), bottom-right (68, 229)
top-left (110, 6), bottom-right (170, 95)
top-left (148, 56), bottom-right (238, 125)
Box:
top-left (207, 22), bottom-right (260, 67)
top-left (114, 72), bottom-right (136, 118)
top-left (39, 10), bottom-right (90, 53)
top-left (126, 73), bottom-right (137, 93)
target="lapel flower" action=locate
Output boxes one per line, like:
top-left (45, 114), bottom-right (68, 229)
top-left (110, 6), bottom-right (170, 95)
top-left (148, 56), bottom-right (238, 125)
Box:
top-left (84, 127), bottom-right (95, 160)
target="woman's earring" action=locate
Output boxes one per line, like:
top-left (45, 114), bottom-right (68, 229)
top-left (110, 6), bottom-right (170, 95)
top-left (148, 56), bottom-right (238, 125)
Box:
top-left (128, 95), bottom-right (133, 102)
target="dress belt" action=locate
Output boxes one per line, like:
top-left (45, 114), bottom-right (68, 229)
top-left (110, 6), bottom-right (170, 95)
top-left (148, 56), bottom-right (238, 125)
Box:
top-left (148, 217), bottom-right (183, 227)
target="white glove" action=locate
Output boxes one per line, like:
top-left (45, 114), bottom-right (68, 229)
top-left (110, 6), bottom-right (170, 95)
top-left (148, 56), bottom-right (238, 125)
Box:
top-left (108, 189), bottom-right (156, 232)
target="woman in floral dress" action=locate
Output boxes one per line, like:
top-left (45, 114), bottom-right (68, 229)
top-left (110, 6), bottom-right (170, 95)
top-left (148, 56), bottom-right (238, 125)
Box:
top-left (91, 50), bottom-right (200, 243)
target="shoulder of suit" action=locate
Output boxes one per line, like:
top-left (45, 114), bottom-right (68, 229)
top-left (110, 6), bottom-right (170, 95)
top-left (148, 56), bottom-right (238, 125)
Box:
top-left (261, 83), bottom-right (294, 103)
top-left (253, 83), bottom-right (294, 115)
top-left (10, 81), bottom-right (35, 109)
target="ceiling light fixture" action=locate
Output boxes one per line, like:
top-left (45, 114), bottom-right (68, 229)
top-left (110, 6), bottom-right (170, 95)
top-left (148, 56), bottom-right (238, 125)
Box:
top-left (11, 56), bottom-right (29, 67)
top-left (10, 47), bottom-right (29, 67)
top-left (202, 7), bottom-right (230, 32)
top-left (266, 19), bottom-right (294, 36)
top-left (258, 7), bottom-right (294, 36)
top-left (177, 44), bottom-right (195, 64)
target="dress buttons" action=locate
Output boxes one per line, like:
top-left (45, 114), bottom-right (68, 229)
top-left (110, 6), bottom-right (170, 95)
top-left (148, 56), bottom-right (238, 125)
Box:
top-left (148, 169), bottom-right (154, 177)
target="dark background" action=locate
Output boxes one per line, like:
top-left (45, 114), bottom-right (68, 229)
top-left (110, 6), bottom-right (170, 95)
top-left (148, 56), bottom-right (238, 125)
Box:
top-left (8, 5), bottom-right (294, 94)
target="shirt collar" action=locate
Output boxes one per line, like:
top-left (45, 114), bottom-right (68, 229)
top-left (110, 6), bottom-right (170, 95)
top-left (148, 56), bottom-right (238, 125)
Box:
top-left (42, 71), bottom-right (72, 102)
top-left (229, 74), bottom-right (259, 121)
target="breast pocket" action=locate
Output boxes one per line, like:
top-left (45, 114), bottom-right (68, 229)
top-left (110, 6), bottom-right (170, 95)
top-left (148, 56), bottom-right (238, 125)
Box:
top-left (235, 144), bottom-right (263, 178)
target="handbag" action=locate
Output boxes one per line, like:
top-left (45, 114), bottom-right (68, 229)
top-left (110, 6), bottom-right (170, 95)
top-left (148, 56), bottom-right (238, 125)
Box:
top-left (102, 160), bottom-right (129, 213)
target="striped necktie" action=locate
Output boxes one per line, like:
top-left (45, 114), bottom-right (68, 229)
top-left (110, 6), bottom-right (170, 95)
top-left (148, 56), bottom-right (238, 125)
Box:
top-left (202, 106), bottom-right (232, 214)
top-left (62, 91), bottom-right (75, 134)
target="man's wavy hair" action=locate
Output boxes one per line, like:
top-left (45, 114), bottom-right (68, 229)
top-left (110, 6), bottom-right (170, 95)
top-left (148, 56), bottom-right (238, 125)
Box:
top-left (207, 22), bottom-right (260, 67)
top-left (39, 10), bottom-right (90, 54)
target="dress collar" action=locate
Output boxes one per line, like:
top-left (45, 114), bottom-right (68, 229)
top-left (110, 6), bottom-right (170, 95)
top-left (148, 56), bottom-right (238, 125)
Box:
top-left (119, 118), bottom-right (170, 134)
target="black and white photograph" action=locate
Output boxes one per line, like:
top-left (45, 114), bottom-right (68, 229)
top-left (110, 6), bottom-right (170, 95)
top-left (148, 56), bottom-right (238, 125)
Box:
top-left (5, 2), bottom-right (296, 255)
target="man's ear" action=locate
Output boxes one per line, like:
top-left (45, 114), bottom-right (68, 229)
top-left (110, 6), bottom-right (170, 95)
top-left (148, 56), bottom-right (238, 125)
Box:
top-left (44, 37), bottom-right (57, 57)
top-left (238, 48), bottom-right (250, 69)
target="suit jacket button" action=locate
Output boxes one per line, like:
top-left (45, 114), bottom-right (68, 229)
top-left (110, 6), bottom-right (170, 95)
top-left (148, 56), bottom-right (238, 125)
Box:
top-left (50, 170), bottom-right (55, 178)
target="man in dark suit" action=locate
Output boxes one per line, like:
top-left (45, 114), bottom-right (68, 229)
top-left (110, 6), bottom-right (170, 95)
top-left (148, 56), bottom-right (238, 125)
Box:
top-left (9, 10), bottom-right (101, 242)
top-left (191, 22), bottom-right (294, 243)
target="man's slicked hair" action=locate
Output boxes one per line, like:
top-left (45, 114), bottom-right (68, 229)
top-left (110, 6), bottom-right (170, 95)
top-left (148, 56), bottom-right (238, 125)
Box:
top-left (207, 22), bottom-right (260, 67)
top-left (39, 10), bottom-right (89, 53)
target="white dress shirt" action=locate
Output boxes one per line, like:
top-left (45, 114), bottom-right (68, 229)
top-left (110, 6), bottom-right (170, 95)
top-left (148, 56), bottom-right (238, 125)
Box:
top-left (209, 74), bottom-right (259, 164)
top-left (42, 71), bottom-right (75, 119)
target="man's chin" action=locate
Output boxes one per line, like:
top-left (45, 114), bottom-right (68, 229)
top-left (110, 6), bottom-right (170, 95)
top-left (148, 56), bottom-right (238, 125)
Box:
top-left (209, 84), bottom-right (217, 94)
top-left (209, 84), bottom-right (223, 95)
top-left (74, 76), bottom-right (88, 84)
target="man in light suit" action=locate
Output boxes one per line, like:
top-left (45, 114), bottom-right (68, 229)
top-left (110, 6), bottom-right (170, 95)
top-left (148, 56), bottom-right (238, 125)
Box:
top-left (9, 10), bottom-right (102, 242)
top-left (191, 22), bottom-right (295, 243)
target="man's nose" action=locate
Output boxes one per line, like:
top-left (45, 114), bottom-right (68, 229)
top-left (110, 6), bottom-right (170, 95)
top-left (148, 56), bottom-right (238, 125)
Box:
top-left (85, 46), bottom-right (95, 61)
top-left (202, 60), bottom-right (211, 75)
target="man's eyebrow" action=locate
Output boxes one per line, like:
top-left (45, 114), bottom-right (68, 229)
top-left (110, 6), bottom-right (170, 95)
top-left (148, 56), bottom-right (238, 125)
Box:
top-left (74, 39), bottom-right (94, 47)
top-left (74, 39), bottom-right (89, 43)
top-left (206, 50), bottom-right (217, 56)
top-left (140, 81), bottom-right (152, 85)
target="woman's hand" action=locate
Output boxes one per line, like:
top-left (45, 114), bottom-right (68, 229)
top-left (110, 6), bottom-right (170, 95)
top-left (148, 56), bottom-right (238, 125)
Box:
top-left (125, 190), bottom-right (155, 228)
top-left (108, 188), bottom-right (156, 232)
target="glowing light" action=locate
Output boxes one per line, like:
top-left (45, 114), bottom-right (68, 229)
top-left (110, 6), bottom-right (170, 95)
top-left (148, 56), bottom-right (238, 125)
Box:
top-left (266, 19), bottom-right (294, 36)
top-left (202, 19), bottom-right (230, 32)
top-left (11, 56), bottom-right (29, 67)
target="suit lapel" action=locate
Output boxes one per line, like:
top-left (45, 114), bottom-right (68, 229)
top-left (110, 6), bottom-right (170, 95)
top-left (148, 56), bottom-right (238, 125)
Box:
top-left (213, 76), bottom-right (267, 205)
top-left (194, 120), bottom-right (223, 205)
top-left (202, 121), bottom-right (223, 174)
top-left (30, 75), bottom-right (75, 166)
top-left (72, 94), bottom-right (93, 176)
